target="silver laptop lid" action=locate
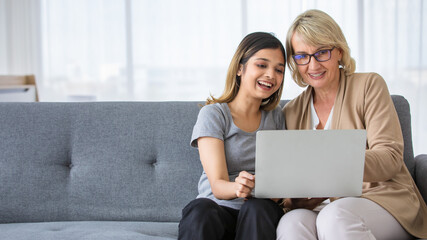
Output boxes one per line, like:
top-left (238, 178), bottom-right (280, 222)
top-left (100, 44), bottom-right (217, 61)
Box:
top-left (254, 129), bottom-right (366, 198)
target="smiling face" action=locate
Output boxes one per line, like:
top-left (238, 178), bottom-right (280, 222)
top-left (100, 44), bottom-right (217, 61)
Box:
top-left (291, 33), bottom-right (342, 92)
top-left (237, 48), bottom-right (285, 101)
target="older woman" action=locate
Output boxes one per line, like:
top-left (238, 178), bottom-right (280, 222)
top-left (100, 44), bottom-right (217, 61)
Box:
top-left (277, 9), bottom-right (427, 239)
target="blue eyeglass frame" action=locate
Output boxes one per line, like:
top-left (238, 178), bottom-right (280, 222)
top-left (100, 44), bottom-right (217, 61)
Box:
top-left (292, 47), bottom-right (336, 65)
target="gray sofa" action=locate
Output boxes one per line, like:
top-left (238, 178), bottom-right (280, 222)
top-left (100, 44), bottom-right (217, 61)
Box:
top-left (0, 95), bottom-right (426, 240)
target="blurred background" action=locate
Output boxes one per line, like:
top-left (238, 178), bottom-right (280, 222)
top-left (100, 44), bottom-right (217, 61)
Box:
top-left (0, 0), bottom-right (426, 155)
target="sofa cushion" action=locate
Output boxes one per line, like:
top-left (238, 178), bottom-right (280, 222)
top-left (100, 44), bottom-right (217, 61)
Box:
top-left (0, 221), bottom-right (177, 240)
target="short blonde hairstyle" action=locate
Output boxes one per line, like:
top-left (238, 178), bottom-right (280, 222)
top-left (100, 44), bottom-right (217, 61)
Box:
top-left (206, 32), bottom-right (286, 111)
top-left (286, 9), bottom-right (356, 87)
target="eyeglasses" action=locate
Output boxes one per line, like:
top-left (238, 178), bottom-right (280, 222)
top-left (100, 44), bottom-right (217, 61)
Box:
top-left (292, 47), bottom-right (335, 65)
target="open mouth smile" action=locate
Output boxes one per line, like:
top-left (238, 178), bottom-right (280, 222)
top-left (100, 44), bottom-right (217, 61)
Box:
top-left (257, 80), bottom-right (274, 89)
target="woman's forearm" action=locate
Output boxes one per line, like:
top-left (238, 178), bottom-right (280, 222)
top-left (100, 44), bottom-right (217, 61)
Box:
top-left (210, 179), bottom-right (239, 200)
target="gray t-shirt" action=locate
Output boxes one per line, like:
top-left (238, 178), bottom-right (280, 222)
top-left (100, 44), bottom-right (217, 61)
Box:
top-left (190, 103), bottom-right (286, 209)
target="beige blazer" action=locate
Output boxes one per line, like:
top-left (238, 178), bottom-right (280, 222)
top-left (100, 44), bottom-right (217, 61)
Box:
top-left (283, 69), bottom-right (427, 238)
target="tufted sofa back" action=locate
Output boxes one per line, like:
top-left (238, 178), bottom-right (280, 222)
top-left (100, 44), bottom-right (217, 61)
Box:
top-left (0, 102), bottom-right (203, 223)
top-left (0, 95), bottom-right (414, 223)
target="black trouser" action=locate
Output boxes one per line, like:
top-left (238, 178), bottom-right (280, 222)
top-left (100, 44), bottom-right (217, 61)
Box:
top-left (178, 198), bottom-right (284, 240)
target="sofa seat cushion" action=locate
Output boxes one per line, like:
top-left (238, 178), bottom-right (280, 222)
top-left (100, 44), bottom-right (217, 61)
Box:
top-left (0, 221), bottom-right (178, 240)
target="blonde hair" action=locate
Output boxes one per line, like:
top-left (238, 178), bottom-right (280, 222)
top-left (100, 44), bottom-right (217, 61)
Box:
top-left (206, 32), bottom-right (286, 111)
top-left (286, 9), bottom-right (356, 87)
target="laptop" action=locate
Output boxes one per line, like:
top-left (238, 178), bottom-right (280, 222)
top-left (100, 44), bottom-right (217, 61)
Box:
top-left (254, 129), bottom-right (366, 198)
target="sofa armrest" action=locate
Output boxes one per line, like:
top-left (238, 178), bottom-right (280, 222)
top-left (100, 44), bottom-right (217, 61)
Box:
top-left (415, 154), bottom-right (427, 204)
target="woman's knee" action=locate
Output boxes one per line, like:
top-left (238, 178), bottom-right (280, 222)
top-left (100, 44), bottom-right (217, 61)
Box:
top-left (182, 198), bottom-right (219, 219)
top-left (316, 198), bottom-right (372, 239)
top-left (240, 198), bottom-right (282, 218)
top-left (180, 199), bottom-right (223, 233)
top-left (277, 209), bottom-right (318, 240)
top-left (316, 198), bottom-right (362, 226)
top-left (179, 198), bottom-right (230, 239)
top-left (316, 198), bottom-right (353, 231)
top-left (317, 198), bottom-right (412, 240)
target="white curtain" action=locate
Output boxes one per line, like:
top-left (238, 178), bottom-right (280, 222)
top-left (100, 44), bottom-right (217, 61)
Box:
top-left (0, 0), bottom-right (425, 155)
top-left (0, 0), bottom-right (41, 76)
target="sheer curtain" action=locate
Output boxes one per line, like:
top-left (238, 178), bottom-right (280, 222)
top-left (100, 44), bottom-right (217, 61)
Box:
top-left (0, 0), bottom-right (41, 76)
top-left (0, 0), bottom-right (425, 155)
top-left (39, 0), bottom-right (242, 101)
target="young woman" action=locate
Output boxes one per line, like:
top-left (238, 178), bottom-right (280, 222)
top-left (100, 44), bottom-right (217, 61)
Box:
top-left (178, 32), bottom-right (286, 240)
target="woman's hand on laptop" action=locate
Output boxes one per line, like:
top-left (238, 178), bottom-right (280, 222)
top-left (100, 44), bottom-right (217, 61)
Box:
top-left (290, 198), bottom-right (328, 210)
top-left (234, 171), bottom-right (255, 199)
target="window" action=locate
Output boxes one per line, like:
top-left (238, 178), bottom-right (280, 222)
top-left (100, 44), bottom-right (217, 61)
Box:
top-left (41, 0), bottom-right (243, 101)
top-left (1, 0), bottom-right (426, 155)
